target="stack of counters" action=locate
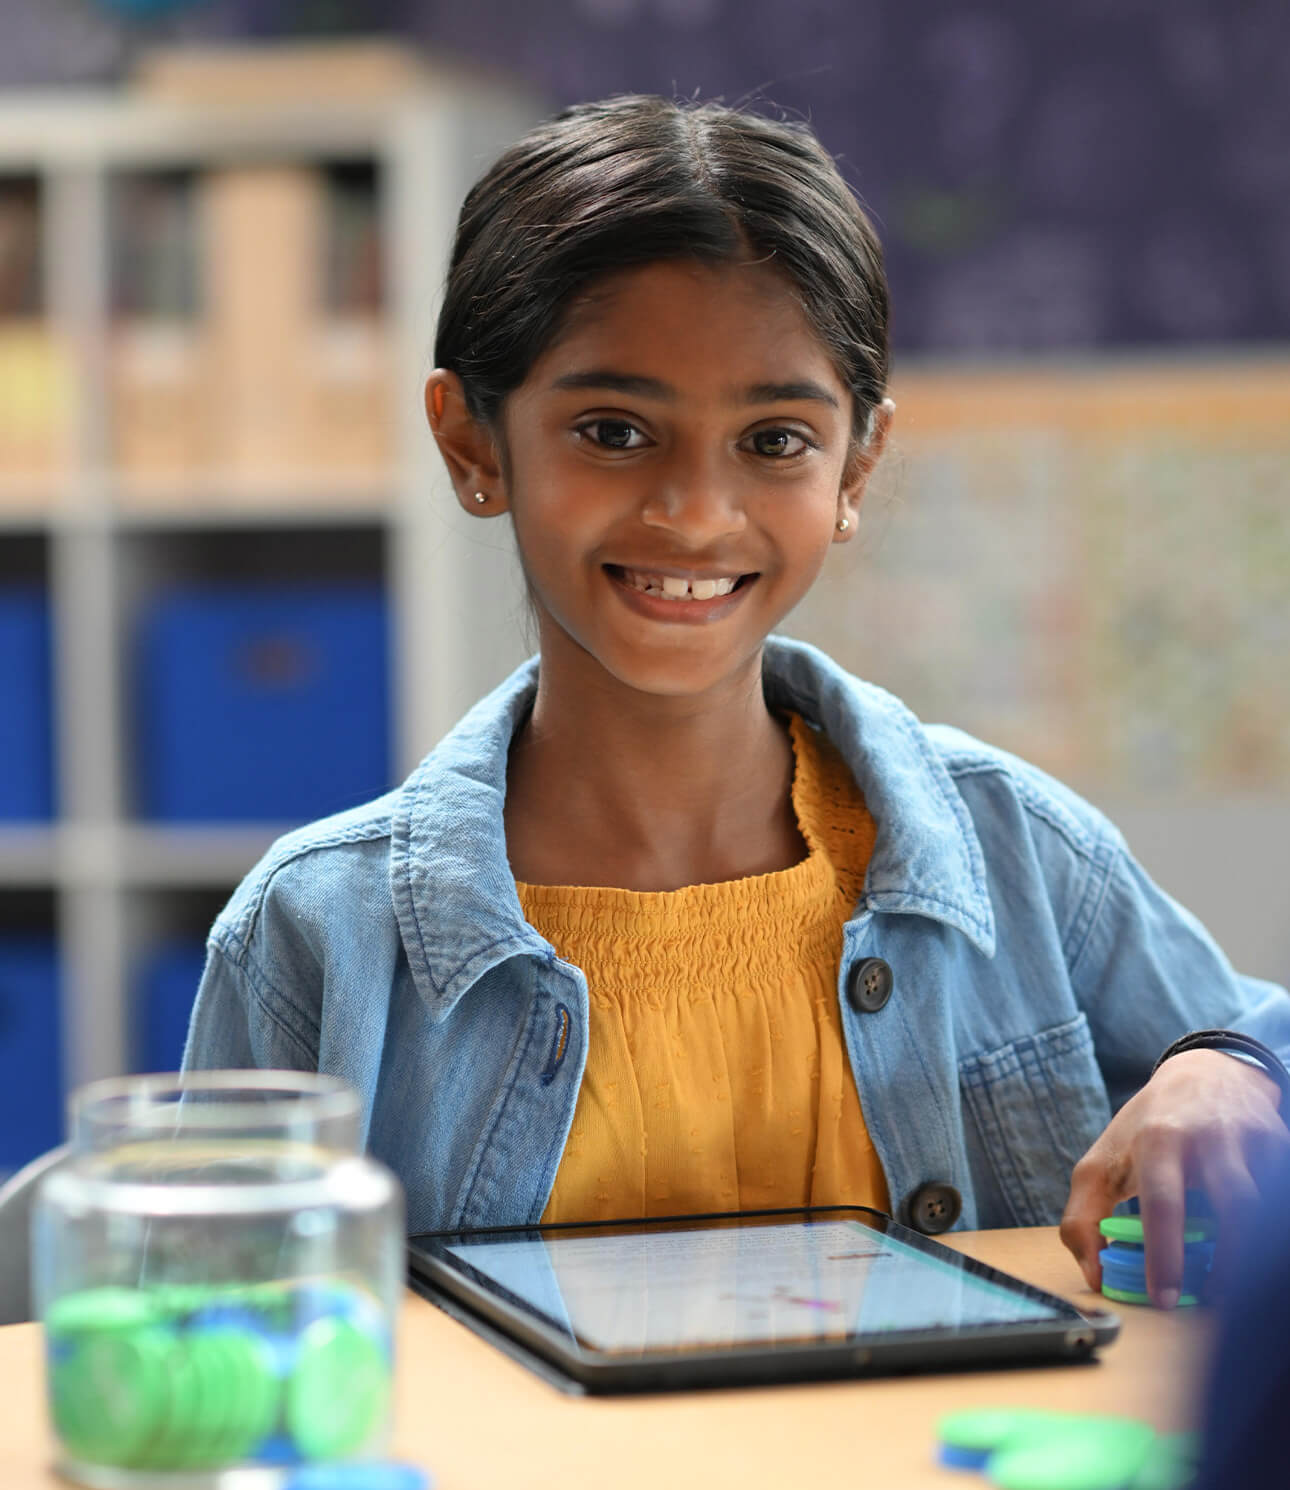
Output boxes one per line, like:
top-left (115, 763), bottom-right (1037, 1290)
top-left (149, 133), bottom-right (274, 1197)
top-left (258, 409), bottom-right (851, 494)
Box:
top-left (937, 1409), bottom-right (1200, 1490)
top-left (1098, 1216), bottom-right (1217, 1307)
top-left (45, 1277), bottom-right (391, 1472)
top-left (287, 1315), bottom-right (392, 1461)
top-left (46, 1289), bottom-right (178, 1470)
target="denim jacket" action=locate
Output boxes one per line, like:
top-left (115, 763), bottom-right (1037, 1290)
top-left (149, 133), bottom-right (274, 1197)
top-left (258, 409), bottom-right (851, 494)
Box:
top-left (184, 637), bottom-right (1290, 1235)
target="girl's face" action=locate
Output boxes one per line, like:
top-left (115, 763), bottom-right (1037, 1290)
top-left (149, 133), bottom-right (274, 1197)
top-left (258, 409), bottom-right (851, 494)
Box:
top-left (495, 259), bottom-right (879, 702)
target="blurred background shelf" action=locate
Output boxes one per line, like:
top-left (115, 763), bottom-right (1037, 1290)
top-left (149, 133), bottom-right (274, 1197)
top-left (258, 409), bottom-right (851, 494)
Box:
top-left (0, 824), bottom-right (284, 888)
top-left (0, 41), bottom-right (541, 1171)
top-left (106, 480), bottom-right (397, 521)
top-left (0, 828), bottom-right (57, 886)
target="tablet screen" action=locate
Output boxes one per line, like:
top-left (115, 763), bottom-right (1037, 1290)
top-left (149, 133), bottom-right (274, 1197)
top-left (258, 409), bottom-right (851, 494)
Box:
top-left (436, 1212), bottom-right (1069, 1355)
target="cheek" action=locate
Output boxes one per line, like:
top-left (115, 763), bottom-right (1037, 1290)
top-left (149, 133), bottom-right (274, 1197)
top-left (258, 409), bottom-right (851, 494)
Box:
top-left (507, 498), bottom-right (592, 620)
top-left (509, 466), bottom-right (612, 562)
top-left (508, 514), bottom-right (555, 596)
top-left (790, 534), bottom-right (839, 597)
top-left (772, 490), bottom-right (843, 563)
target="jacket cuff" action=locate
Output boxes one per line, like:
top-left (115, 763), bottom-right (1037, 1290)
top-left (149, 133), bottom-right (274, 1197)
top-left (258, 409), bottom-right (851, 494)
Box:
top-left (1152, 1029), bottom-right (1290, 1112)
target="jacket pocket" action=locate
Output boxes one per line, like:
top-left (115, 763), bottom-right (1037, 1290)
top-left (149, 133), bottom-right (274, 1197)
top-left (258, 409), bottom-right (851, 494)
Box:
top-left (958, 1012), bottom-right (1112, 1227)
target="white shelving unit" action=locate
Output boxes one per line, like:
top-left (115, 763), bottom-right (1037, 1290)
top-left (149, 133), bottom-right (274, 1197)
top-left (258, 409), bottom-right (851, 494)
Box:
top-left (0, 47), bottom-right (540, 1095)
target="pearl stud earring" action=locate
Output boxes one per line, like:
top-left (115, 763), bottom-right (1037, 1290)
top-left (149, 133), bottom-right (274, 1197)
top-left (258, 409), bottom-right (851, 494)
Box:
top-left (473, 492), bottom-right (488, 505)
top-left (836, 517), bottom-right (850, 532)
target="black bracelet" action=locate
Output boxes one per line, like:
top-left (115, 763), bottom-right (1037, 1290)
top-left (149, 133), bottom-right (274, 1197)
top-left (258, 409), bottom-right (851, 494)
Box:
top-left (1152, 1028), bottom-right (1290, 1113)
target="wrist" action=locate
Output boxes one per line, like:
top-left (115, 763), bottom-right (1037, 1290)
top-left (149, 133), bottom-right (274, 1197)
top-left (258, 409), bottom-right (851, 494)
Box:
top-left (1152, 1029), bottom-right (1290, 1113)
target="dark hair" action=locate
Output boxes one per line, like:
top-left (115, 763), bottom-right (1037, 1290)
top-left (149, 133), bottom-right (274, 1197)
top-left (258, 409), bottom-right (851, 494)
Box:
top-left (434, 95), bottom-right (889, 442)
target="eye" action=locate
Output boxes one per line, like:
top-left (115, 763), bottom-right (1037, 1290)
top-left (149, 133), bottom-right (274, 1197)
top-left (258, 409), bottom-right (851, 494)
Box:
top-left (747, 427), bottom-right (815, 459)
top-left (574, 417), bottom-right (650, 451)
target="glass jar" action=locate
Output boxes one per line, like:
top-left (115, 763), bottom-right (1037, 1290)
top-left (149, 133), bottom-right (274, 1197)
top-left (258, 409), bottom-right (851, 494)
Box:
top-left (33, 1070), bottom-right (404, 1489)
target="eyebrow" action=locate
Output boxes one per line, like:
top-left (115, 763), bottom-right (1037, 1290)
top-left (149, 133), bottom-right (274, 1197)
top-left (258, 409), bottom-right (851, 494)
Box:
top-left (549, 370), bottom-right (840, 409)
top-left (551, 371), bottom-right (675, 399)
top-left (744, 380), bottom-right (840, 409)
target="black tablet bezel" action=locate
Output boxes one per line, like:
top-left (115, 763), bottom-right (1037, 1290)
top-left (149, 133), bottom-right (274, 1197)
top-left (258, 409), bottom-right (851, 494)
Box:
top-left (407, 1205), bottom-right (1120, 1394)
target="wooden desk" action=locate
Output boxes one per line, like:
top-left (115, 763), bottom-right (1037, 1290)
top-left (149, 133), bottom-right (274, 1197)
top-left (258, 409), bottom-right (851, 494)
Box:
top-left (0, 1228), bottom-right (1211, 1490)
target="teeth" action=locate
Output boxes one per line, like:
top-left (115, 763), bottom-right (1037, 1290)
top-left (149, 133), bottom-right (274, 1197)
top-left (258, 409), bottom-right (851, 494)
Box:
top-left (619, 568), bottom-right (740, 600)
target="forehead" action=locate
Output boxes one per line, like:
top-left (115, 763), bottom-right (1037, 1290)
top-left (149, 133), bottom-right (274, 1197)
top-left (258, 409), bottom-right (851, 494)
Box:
top-left (528, 259), bottom-right (846, 395)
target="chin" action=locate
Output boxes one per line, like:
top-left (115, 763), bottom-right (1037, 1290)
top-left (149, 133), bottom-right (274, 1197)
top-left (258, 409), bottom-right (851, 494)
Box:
top-left (595, 635), bottom-right (765, 702)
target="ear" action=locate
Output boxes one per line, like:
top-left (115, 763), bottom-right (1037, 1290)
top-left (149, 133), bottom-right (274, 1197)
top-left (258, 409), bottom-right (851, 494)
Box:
top-left (424, 369), bottom-right (507, 516)
top-left (834, 397), bottom-right (895, 542)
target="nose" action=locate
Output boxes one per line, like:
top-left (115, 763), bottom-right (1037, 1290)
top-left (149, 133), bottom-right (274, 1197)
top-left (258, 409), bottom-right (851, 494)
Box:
top-left (638, 454), bottom-right (747, 546)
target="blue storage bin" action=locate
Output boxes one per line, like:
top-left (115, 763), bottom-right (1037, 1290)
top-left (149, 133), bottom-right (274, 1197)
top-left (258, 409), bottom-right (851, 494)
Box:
top-left (0, 587), bottom-right (55, 820)
top-left (134, 939), bottom-right (207, 1074)
top-left (136, 584), bottom-right (391, 822)
top-left (0, 936), bottom-right (63, 1175)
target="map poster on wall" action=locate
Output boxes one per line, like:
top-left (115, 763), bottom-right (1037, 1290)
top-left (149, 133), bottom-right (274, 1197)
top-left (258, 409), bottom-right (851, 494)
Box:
top-left (787, 360), bottom-right (1290, 797)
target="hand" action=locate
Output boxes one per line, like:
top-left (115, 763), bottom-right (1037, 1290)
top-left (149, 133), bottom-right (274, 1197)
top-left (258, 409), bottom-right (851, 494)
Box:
top-left (1059, 1050), bottom-right (1290, 1307)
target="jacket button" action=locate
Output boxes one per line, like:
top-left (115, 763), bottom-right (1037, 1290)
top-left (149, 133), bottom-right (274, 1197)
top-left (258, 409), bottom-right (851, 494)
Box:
top-left (904, 1182), bottom-right (962, 1236)
top-left (846, 957), bottom-right (893, 1013)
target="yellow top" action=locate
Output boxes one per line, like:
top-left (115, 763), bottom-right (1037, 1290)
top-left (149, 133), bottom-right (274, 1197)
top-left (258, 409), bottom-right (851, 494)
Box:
top-left (518, 714), bottom-right (891, 1225)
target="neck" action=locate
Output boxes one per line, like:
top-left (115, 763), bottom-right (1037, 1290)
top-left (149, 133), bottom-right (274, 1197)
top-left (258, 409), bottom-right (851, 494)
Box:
top-left (505, 647), bottom-right (804, 891)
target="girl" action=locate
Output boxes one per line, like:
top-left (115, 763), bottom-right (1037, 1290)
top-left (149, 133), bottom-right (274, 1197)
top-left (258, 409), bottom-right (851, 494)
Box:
top-left (184, 94), bottom-right (1290, 1310)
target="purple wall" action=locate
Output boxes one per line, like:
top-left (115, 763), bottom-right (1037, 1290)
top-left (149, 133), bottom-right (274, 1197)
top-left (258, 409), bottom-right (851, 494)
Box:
top-left (6, 0), bottom-right (1287, 354)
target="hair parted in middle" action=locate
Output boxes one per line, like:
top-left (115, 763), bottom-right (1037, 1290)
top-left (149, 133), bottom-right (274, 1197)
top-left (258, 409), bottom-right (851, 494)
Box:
top-left (434, 94), bottom-right (890, 443)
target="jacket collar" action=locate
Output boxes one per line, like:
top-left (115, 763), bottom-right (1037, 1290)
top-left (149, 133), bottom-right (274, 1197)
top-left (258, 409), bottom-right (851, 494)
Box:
top-left (391, 637), bottom-right (995, 1022)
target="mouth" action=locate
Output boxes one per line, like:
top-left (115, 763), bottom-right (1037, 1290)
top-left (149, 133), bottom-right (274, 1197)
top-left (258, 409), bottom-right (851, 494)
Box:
top-left (605, 564), bottom-right (756, 602)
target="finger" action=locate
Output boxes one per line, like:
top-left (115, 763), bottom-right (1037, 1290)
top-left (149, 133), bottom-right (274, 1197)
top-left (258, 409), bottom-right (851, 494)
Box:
top-left (1196, 1137), bottom-right (1262, 1297)
top-left (1137, 1139), bottom-right (1187, 1309)
top-left (1060, 1149), bottom-right (1126, 1293)
top-left (1246, 1118), bottom-right (1290, 1194)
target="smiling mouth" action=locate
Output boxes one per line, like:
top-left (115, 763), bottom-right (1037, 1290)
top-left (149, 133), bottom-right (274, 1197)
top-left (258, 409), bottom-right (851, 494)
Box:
top-left (607, 565), bottom-right (755, 600)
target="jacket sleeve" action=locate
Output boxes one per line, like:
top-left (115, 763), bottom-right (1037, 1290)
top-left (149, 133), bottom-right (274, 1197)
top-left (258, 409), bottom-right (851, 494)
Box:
top-left (1067, 830), bottom-right (1290, 1113)
top-left (181, 939), bottom-right (320, 1074)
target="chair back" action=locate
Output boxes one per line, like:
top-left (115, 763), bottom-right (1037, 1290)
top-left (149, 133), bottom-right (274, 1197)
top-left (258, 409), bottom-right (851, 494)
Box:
top-left (0, 1145), bottom-right (70, 1326)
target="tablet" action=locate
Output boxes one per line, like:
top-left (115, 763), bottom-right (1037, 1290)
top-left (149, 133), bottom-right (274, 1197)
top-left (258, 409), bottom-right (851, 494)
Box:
top-left (407, 1205), bottom-right (1119, 1393)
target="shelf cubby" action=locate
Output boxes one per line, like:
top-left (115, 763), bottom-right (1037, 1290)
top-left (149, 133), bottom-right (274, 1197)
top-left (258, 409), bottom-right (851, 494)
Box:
top-left (0, 45), bottom-right (542, 1171)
